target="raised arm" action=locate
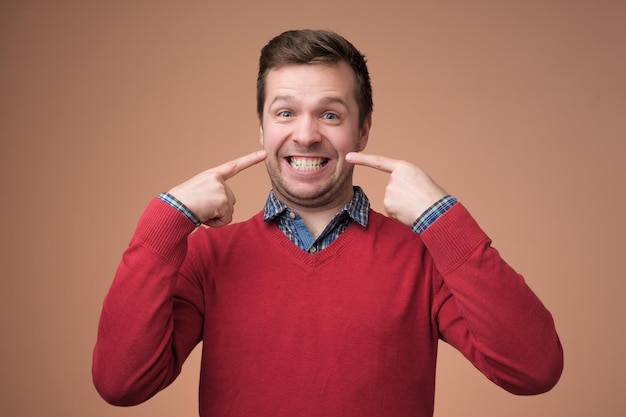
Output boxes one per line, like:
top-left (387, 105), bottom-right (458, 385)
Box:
top-left (346, 151), bottom-right (563, 393)
top-left (92, 150), bottom-right (266, 405)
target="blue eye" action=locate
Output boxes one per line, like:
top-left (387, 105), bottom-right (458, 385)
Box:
top-left (323, 113), bottom-right (338, 120)
top-left (278, 111), bottom-right (292, 118)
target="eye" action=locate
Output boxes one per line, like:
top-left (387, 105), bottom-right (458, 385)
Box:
top-left (278, 110), bottom-right (293, 118)
top-left (322, 112), bottom-right (339, 120)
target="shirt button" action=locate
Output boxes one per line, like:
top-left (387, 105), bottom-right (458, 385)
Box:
top-left (289, 211), bottom-right (296, 219)
top-left (309, 247), bottom-right (317, 254)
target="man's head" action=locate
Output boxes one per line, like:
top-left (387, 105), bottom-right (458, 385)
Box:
top-left (257, 30), bottom-right (373, 211)
top-left (257, 29), bottom-right (373, 128)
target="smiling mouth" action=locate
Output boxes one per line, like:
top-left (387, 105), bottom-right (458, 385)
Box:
top-left (288, 157), bottom-right (329, 171)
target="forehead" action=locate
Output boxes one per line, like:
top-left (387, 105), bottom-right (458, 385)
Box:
top-left (264, 62), bottom-right (357, 105)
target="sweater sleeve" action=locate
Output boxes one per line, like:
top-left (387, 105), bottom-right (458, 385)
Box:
top-left (92, 198), bottom-right (204, 405)
top-left (422, 203), bottom-right (563, 395)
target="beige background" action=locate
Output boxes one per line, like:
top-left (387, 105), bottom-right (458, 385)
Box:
top-left (1, 1), bottom-right (624, 416)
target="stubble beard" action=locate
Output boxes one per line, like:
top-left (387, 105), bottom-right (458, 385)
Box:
top-left (266, 161), bottom-right (355, 209)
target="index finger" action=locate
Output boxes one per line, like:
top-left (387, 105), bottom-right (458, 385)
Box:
top-left (345, 151), bottom-right (399, 173)
top-left (212, 149), bottom-right (267, 180)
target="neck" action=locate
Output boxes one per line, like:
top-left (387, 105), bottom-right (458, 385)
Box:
top-left (279, 190), bottom-right (354, 239)
top-left (296, 205), bottom-right (345, 239)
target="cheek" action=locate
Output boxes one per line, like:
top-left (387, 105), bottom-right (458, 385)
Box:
top-left (331, 130), bottom-right (365, 153)
top-left (261, 125), bottom-right (289, 149)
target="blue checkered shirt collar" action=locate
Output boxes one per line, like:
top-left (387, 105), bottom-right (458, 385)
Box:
top-left (263, 186), bottom-right (370, 227)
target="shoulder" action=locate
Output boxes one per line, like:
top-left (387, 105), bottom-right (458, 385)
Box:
top-left (189, 211), bottom-right (267, 246)
top-left (184, 211), bottom-right (279, 271)
top-left (365, 209), bottom-right (425, 250)
top-left (367, 209), bottom-right (420, 238)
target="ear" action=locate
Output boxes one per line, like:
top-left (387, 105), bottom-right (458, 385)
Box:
top-left (357, 115), bottom-right (372, 151)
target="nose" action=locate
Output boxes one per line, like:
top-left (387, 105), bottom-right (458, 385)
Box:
top-left (292, 115), bottom-right (322, 147)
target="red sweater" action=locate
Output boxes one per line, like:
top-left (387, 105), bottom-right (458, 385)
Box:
top-left (93, 199), bottom-right (562, 417)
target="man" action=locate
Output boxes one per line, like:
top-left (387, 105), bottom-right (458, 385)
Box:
top-left (93, 29), bottom-right (563, 417)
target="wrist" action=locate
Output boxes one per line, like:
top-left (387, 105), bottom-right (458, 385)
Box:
top-left (412, 195), bottom-right (457, 234)
top-left (158, 192), bottom-right (202, 227)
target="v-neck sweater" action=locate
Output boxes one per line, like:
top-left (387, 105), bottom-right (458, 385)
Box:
top-left (93, 198), bottom-right (563, 417)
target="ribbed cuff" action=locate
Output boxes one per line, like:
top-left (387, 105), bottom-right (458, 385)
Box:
top-left (132, 198), bottom-right (198, 266)
top-left (419, 202), bottom-right (490, 275)
top-left (158, 192), bottom-right (202, 227)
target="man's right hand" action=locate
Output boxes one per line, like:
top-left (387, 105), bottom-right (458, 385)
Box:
top-left (167, 150), bottom-right (267, 227)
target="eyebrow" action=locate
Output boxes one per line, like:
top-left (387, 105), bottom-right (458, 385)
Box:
top-left (268, 95), bottom-right (295, 107)
top-left (268, 95), bottom-right (348, 108)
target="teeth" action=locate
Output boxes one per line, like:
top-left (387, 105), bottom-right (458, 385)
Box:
top-left (289, 157), bottom-right (327, 171)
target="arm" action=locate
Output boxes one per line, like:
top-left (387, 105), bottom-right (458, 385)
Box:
top-left (92, 199), bottom-right (201, 405)
top-left (424, 203), bottom-right (563, 394)
top-left (346, 151), bottom-right (563, 394)
top-left (92, 150), bottom-right (267, 405)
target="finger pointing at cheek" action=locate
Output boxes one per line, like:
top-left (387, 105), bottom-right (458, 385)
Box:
top-left (345, 151), bottom-right (448, 227)
top-left (345, 152), bottom-right (399, 173)
top-left (211, 150), bottom-right (267, 180)
top-left (167, 149), bottom-right (267, 227)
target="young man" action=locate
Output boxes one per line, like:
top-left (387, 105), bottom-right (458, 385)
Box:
top-left (93, 29), bottom-right (563, 417)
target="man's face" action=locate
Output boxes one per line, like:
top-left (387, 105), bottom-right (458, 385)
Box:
top-left (259, 62), bottom-right (371, 210)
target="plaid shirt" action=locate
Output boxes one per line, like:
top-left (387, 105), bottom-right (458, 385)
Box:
top-left (263, 186), bottom-right (457, 253)
top-left (263, 186), bottom-right (370, 254)
top-left (159, 187), bottom-right (457, 253)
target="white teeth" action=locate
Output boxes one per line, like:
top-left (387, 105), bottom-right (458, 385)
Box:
top-left (289, 157), bottom-right (327, 171)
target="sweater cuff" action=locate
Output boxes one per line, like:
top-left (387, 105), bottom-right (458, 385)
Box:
top-left (419, 202), bottom-right (490, 275)
top-left (132, 198), bottom-right (198, 266)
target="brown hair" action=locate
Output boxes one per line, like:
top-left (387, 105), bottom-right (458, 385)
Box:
top-left (257, 29), bottom-right (373, 127)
